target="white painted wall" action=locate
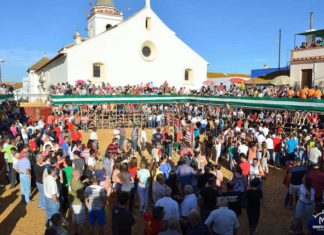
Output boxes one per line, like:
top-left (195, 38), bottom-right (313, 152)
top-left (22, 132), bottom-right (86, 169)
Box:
top-left (88, 13), bottom-right (123, 38)
top-left (293, 47), bottom-right (324, 59)
top-left (65, 7), bottom-right (208, 89)
top-left (41, 56), bottom-right (68, 90)
top-left (290, 61), bottom-right (324, 86)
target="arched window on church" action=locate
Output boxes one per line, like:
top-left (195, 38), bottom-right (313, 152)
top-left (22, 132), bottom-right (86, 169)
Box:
top-left (184, 69), bottom-right (193, 82)
top-left (146, 17), bottom-right (152, 31)
top-left (93, 63), bottom-right (103, 78)
top-left (106, 24), bottom-right (112, 31)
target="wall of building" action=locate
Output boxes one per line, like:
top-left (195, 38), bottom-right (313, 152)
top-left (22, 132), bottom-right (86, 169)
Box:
top-left (88, 13), bottom-right (123, 37)
top-left (66, 8), bottom-right (208, 89)
top-left (290, 61), bottom-right (324, 86)
top-left (41, 56), bottom-right (68, 90)
top-left (292, 47), bottom-right (324, 59)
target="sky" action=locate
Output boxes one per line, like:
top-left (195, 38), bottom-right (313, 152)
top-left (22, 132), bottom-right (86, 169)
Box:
top-left (0, 0), bottom-right (323, 82)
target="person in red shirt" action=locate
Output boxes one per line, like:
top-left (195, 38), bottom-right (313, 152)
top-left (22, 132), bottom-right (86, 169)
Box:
top-left (29, 135), bottom-right (37, 152)
top-left (239, 153), bottom-right (250, 177)
top-left (67, 121), bottom-right (74, 133)
top-left (53, 124), bottom-right (61, 141)
top-left (128, 157), bottom-right (139, 211)
top-left (47, 113), bottom-right (54, 129)
top-left (71, 127), bottom-right (82, 142)
top-left (19, 144), bottom-right (30, 159)
top-left (307, 164), bottom-right (324, 203)
top-left (272, 134), bottom-right (281, 167)
top-left (237, 119), bottom-right (243, 128)
top-left (144, 206), bottom-right (167, 235)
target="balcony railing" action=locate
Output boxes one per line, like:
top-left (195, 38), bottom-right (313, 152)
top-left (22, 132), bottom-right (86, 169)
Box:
top-left (291, 47), bottom-right (324, 64)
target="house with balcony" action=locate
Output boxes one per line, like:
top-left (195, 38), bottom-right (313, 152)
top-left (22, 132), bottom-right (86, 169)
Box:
top-left (290, 29), bottom-right (324, 87)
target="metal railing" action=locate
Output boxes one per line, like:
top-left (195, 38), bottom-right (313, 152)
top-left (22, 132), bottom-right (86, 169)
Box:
top-left (14, 93), bottom-right (50, 103)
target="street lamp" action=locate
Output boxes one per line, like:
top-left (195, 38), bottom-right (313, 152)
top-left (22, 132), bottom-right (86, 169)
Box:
top-left (0, 59), bottom-right (5, 84)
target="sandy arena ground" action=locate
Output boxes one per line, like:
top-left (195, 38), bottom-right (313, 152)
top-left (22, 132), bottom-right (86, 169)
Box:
top-left (0, 129), bottom-right (294, 235)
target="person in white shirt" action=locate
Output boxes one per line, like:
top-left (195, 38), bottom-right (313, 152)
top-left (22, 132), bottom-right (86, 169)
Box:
top-left (180, 185), bottom-right (198, 217)
top-left (309, 144), bottom-right (322, 164)
top-left (140, 126), bottom-right (147, 152)
top-left (156, 114), bottom-right (162, 127)
top-left (238, 141), bottom-right (249, 155)
top-left (37, 117), bottom-right (45, 131)
top-left (215, 138), bottom-right (222, 164)
top-left (155, 187), bottom-right (180, 221)
top-left (257, 133), bottom-right (266, 145)
top-left (44, 166), bottom-right (60, 222)
top-left (113, 128), bottom-right (120, 140)
top-left (265, 135), bottom-right (274, 164)
top-left (90, 127), bottom-right (98, 141)
top-left (205, 197), bottom-right (240, 235)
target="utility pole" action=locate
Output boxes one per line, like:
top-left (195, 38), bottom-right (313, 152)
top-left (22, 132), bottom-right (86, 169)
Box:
top-left (0, 59), bottom-right (5, 83)
top-left (278, 29), bottom-right (282, 70)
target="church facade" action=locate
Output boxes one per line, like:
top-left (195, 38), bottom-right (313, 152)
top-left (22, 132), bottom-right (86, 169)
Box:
top-left (27, 0), bottom-right (208, 94)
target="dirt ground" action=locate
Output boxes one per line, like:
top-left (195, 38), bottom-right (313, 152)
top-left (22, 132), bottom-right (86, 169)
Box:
top-left (0, 129), bottom-right (295, 235)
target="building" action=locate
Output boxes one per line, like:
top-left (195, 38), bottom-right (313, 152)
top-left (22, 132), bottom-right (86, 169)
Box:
top-left (290, 14), bottom-right (324, 87)
top-left (27, 0), bottom-right (208, 95)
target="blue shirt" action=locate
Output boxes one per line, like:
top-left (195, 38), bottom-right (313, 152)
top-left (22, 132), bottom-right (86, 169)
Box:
top-left (14, 157), bottom-right (31, 174)
top-left (194, 129), bottom-right (200, 138)
top-left (287, 139), bottom-right (297, 154)
top-left (205, 207), bottom-right (240, 235)
top-left (159, 163), bottom-right (171, 179)
top-left (61, 141), bottom-right (69, 157)
top-left (176, 164), bottom-right (195, 187)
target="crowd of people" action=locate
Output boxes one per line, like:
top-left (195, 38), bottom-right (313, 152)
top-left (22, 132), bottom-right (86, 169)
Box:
top-left (296, 39), bottom-right (324, 50)
top-left (48, 81), bottom-right (323, 100)
top-left (0, 84), bottom-right (14, 95)
top-left (199, 84), bottom-right (323, 100)
top-left (0, 101), bottom-right (323, 235)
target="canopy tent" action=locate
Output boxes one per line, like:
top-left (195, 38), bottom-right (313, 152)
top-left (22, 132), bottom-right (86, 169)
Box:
top-left (296, 29), bottom-right (324, 38)
top-left (230, 78), bottom-right (246, 83)
top-left (76, 80), bottom-right (86, 85)
top-left (270, 75), bottom-right (291, 86)
top-left (245, 78), bottom-right (271, 85)
top-left (203, 80), bottom-right (215, 86)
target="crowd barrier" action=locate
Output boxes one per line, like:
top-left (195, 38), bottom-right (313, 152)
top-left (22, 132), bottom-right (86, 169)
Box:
top-left (50, 95), bottom-right (324, 112)
top-left (0, 94), bottom-right (14, 103)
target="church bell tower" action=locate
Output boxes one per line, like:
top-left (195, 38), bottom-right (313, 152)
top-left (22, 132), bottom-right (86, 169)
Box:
top-left (87, 0), bottom-right (123, 38)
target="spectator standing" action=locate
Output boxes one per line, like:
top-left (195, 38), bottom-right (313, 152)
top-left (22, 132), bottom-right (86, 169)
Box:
top-left (307, 164), bottom-right (324, 203)
top-left (69, 170), bottom-right (85, 235)
top-left (288, 159), bottom-right (306, 208)
top-left (84, 176), bottom-right (107, 235)
top-left (158, 216), bottom-right (181, 235)
top-left (295, 177), bottom-right (315, 221)
top-left (246, 178), bottom-right (264, 235)
top-left (131, 125), bottom-right (139, 151)
top-left (180, 185), bottom-right (198, 218)
top-left (155, 187), bottom-right (180, 221)
top-left (3, 139), bottom-right (17, 188)
top-left (144, 206), bottom-right (166, 235)
top-left (205, 197), bottom-right (240, 235)
top-left (14, 150), bottom-right (32, 204)
top-left (44, 166), bottom-right (60, 222)
top-left (140, 126), bottom-right (147, 152)
top-left (33, 154), bottom-right (46, 210)
top-left (112, 192), bottom-right (136, 235)
top-left (187, 210), bottom-right (209, 235)
top-left (199, 176), bottom-right (219, 220)
top-left (137, 161), bottom-right (150, 212)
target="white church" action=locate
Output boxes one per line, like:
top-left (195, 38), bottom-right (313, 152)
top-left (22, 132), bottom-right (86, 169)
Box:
top-left (27, 0), bottom-right (208, 96)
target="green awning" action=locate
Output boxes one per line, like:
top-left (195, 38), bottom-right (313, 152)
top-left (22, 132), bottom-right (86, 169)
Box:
top-left (296, 29), bottom-right (324, 38)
